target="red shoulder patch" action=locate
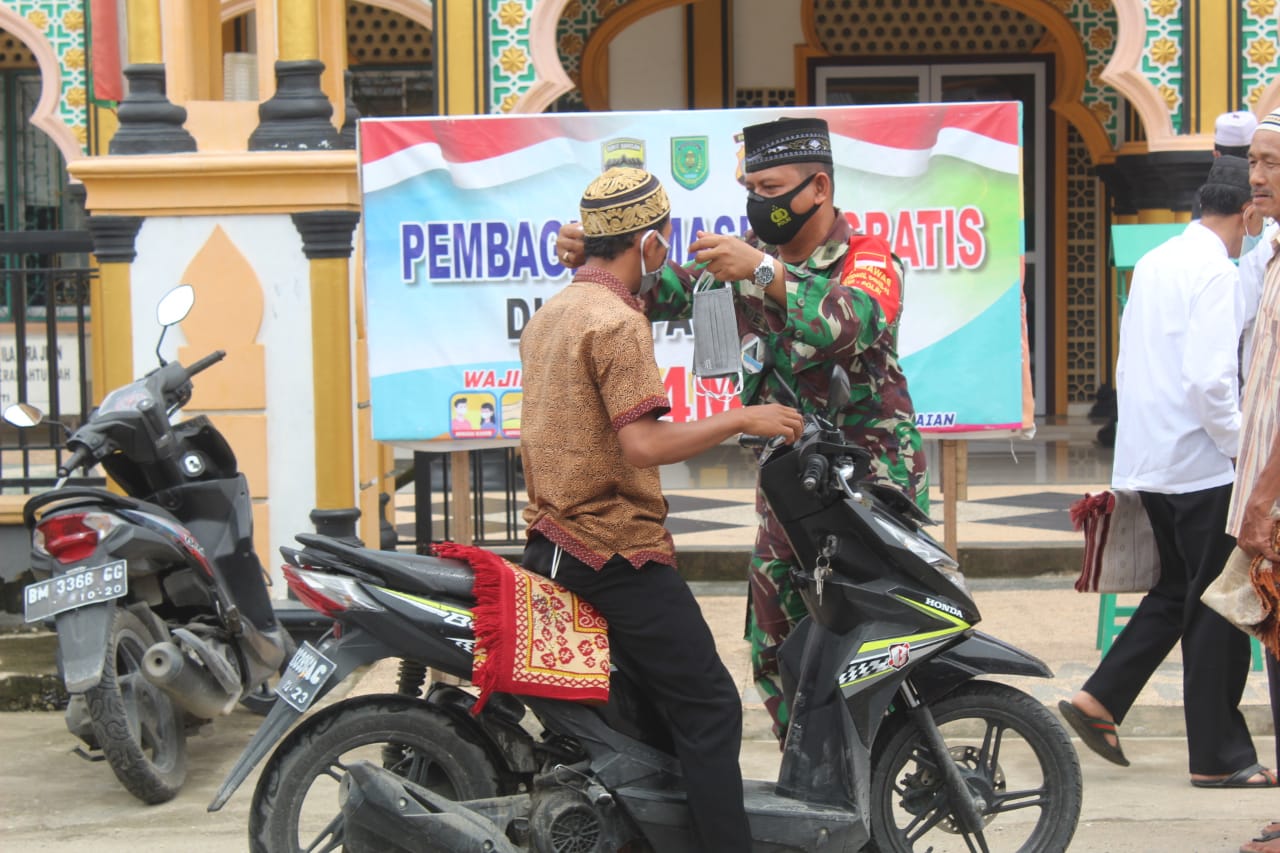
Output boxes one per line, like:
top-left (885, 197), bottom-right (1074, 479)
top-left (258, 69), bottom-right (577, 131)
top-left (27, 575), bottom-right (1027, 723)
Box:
top-left (840, 235), bottom-right (902, 325)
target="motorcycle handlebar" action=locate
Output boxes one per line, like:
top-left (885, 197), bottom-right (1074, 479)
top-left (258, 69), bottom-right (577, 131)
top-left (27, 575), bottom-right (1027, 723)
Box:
top-left (738, 434), bottom-right (788, 450)
top-left (185, 350), bottom-right (226, 381)
top-left (801, 453), bottom-right (829, 492)
top-left (57, 446), bottom-right (92, 478)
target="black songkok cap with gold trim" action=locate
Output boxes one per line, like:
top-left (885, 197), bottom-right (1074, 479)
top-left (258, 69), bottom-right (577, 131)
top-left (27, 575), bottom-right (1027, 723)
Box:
top-left (579, 167), bottom-right (671, 238)
top-left (742, 117), bottom-right (833, 173)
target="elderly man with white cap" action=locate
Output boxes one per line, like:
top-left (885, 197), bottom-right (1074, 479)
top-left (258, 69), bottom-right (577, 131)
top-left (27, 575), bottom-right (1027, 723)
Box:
top-left (1218, 109), bottom-right (1259, 158)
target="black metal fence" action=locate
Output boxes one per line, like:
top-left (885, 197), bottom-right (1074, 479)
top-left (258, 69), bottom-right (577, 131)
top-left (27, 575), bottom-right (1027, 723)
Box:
top-left (405, 447), bottom-right (525, 549)
top-left (0, 266), bottom-right (99, 492)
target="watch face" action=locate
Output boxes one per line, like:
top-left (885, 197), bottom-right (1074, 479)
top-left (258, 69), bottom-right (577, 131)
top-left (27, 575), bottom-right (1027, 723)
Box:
top-left (755, 259), bottom-right (774, 284)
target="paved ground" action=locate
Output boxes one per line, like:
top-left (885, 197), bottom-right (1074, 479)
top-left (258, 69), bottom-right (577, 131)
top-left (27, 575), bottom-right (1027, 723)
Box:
top-left (1, 579), bottom-right (1276, 853)
top-left (3, 420), bottom-right (1275, 851)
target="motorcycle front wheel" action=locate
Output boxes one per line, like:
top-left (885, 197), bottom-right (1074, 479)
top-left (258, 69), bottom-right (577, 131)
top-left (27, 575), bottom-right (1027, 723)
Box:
top-left (86, 606), bottom-right (187, 803)
top-left (869, 680), bottom-right (1082, 853)
top-left (248, 694), bottom-right (504, 853)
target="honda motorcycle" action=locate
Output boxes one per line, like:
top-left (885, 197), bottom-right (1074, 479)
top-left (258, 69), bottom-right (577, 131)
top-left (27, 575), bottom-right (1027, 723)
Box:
top-left (210, 343), bottom-right (1082, 852)
top-left (8, 284), bottom-right (290, 804)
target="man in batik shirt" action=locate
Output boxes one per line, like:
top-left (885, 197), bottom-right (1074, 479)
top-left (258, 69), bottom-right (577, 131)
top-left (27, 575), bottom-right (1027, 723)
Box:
top-left (557, 117), bottom-right (928, 740)
top-left (523, 167), bottom-right (802, 851)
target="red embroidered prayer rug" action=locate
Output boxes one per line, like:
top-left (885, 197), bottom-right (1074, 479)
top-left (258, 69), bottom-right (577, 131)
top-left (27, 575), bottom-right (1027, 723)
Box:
top-left (431, 541), bottom-right (610, 713)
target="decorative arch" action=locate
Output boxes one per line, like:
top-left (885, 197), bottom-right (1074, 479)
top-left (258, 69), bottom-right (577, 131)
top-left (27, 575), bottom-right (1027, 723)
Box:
top-left (520, 0), bottom-right (576, 113)
top-left (1102, 0), bottom-right (1183, 150)
top-left (0, 7), bottom-right (84, 165)
top-left (1101, 0), bottom-right (1280, 148)
top-left (579, 0), bottom-right (686, 112)
top-left (797, 0), bottom-right (1114, 165)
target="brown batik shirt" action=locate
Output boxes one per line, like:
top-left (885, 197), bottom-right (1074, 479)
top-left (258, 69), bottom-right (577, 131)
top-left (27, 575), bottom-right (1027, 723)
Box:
top-left (519, 267), bottom-right (676, 570)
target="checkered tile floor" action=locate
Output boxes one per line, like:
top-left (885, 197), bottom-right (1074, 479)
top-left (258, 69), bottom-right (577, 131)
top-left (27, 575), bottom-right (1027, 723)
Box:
top-left (393, 483), bottom-right (1103, 549)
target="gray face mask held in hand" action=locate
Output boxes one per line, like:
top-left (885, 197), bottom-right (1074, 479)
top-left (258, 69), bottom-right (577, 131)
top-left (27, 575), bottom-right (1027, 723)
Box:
top-left (692, 271), bottom-right (744, 399)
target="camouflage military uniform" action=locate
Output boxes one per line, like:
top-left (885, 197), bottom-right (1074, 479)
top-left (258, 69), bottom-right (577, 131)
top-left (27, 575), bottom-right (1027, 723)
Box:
top-left (649, 212), bottom-right (929, 739)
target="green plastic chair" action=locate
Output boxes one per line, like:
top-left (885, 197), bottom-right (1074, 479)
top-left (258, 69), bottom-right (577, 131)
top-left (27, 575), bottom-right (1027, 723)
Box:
top-left (1097, 592), bottom-right (1264, 671)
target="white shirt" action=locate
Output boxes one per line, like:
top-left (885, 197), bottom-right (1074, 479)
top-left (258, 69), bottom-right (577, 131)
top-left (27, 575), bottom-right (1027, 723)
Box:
top-left (1112, 221), bottom-right (1243, 494)
top-left (1238, 220), bottom-right (1278, 380)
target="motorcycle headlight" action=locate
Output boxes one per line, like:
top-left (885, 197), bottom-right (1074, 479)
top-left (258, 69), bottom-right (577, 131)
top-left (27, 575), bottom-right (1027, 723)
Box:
top-left (871, 514), bottom-right (968, 593)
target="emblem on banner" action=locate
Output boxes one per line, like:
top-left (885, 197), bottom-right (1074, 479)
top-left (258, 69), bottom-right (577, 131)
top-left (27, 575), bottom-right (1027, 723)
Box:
top-left (671, 136), bottom-right (709, 189)
top-left (602, 138), bottom-right (646, 169)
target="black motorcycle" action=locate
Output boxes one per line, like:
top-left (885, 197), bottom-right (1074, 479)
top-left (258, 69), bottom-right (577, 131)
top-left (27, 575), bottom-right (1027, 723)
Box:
top-left (8, 284), bottom-right (290, 804)
top-left (211, 347), bottom-right (1082, 852)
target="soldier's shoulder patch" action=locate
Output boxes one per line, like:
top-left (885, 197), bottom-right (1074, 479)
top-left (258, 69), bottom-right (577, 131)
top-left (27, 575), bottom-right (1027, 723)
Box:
top-left (841, 235), bottom-right (902, 325)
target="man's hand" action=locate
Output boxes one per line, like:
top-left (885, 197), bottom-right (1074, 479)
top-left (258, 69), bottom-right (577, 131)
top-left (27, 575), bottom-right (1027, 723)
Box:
top-left (690, 231), bottom-right (769, 282)
top-left (1246, 203), bottom-right (1265, 239)
top-left (1238, 496), bottom-right (1280, 563)
top-left (557, 222), bottom-right (586, 269)
top-left (739, 403), bottom-right (804, 444)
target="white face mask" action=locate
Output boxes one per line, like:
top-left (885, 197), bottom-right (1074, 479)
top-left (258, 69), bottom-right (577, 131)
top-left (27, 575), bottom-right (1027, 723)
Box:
top-left (638, 229), bottom-right (669, 296)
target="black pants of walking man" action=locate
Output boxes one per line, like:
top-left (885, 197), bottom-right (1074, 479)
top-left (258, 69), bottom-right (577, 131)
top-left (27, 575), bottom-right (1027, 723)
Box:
top-left (1083, 484), bottom-right (1257, 774)
top-left (522, 534), bottom-right (750, 852)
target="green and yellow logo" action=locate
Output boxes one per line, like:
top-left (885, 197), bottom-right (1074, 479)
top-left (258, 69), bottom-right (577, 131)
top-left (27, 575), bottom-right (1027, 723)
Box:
top-left (671, 136), bottom-right (709, 190)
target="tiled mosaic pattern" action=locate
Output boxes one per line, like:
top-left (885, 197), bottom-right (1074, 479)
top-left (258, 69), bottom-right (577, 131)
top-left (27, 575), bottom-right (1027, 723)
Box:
top-left (735, 88), bottom-right (797, 108)
top-left (1241, 0), bottom-right (1280, 109)
top-left (552, 0), bottom-right (614, 112)
top-left (7, 1), bottom-right (87, 150)
top-left (347, 2), bottom-right (433, 66)
top-left (1136, 0), bottom-right (1183, 131)
top-left (490, 0), bottom-right (538, 113)
top-left (1065, 123), bottom-right (1102, 404)
top-left (1056, 0), bottom-right (1126, 148)
top-left (812, 0), bottom-right (1045, 57)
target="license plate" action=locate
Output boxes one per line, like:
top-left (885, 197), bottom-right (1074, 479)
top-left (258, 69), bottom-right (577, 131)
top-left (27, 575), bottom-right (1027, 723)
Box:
top-left (275, 642), bottom-right (337, 712)
top-left (23, 560), bottom-right (128, 623)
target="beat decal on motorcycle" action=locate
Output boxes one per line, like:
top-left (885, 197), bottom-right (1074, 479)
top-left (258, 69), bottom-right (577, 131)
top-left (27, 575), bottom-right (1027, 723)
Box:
top-left (23, 560), bottom-right (127, 622)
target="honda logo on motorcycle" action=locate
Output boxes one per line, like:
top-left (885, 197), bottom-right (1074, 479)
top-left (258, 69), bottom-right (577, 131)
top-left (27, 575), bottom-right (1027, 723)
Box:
top-left (888, 643), bottom-right (910, 669)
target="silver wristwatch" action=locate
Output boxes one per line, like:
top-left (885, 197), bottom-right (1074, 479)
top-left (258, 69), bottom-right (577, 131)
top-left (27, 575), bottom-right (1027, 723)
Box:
top-left (753, 253), bottom-right (775, 286)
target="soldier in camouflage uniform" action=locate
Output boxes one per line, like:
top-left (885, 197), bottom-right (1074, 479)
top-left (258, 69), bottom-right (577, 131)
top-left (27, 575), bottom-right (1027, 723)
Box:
top-left (557, 117), bottom-right (929, 740)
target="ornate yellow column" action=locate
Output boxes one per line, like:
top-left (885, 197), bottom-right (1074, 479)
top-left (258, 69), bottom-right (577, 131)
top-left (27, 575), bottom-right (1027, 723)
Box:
top-left (435, 0), bottom-right (487, 115)
top-left (110, 0), bottom-right (195, 154)
top-left (293, 211), bottom-right (362, 538)
top-left (688, 0), bottom-right (733, 108)
top-left (251, 0), bottom-right (339, 150)
top-left (432, 2), bottom-right (489, 544)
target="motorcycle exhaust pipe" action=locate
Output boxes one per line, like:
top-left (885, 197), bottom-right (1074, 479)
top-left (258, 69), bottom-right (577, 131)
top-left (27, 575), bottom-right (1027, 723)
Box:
top-left (142, 642), bottom-right (240, 719)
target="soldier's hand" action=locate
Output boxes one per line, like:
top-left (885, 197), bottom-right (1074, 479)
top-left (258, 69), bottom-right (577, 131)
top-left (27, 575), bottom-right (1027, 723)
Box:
top-left (740, 404), bottom-right (804, 444)
top-left (690, 231), bottom-right (764, 282)
top-left (557, 222), bottom-right (586, 269)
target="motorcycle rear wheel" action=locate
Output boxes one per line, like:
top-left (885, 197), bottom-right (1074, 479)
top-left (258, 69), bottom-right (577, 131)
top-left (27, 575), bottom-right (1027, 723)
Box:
top-left (868, 680), bottom-right (1082, 853)
top-left (248, 694), bottom-right (503, 853)
top-left (86, 606), bottom-right (187, 804)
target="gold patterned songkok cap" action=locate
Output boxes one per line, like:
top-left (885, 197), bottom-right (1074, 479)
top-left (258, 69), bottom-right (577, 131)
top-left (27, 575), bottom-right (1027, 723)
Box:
top-left (580, 167), bottom-right (670, 237)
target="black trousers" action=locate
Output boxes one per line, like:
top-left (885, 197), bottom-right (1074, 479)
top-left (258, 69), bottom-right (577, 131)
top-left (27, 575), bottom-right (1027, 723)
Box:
top-left (523, 536), bottom-right (750, 852)
top-left (1083, 484), bottom-right (1256, 775)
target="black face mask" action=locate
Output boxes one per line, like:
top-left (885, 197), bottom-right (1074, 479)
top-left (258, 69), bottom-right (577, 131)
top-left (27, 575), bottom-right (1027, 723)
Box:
top-left (746, 173), bottom-right (819, 246)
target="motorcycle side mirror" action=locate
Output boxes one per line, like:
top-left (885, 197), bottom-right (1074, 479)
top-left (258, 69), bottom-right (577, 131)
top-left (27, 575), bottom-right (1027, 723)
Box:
top-left (154, 284), bottom-right (195, 366)
top-left (3, 402), bottom-right (44, 428)
top-left (156, 284), bottom-right (195, 327)
top-left (828, 365), bottom-right (851, 421)
top-left (741, 333), bottom-right (801, 410)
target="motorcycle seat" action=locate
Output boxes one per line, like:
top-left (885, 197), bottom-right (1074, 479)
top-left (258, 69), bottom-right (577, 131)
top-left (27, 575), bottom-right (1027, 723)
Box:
top-left (292, 533), bottom-right (475, 602)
